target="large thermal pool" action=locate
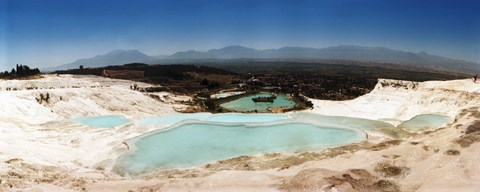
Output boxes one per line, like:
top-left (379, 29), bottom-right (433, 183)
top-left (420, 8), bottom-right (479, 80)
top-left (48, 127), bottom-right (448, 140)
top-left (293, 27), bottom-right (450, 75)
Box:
top-left (73, 112), bottom-right (450, 175)
top-left (116, 113), bottom-right (396, 175)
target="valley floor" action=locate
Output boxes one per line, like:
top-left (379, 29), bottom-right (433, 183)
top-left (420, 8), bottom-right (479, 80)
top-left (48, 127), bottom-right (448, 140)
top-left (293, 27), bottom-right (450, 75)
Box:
top-left (0, 75), bottom-right (479, 192)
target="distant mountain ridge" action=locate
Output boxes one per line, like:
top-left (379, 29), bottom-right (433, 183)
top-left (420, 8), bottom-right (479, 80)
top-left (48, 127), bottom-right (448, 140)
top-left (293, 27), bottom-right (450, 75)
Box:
top-left (45, 50), bottom-right (155, 71)
top-left (46, 45), bottom-right (480, 73)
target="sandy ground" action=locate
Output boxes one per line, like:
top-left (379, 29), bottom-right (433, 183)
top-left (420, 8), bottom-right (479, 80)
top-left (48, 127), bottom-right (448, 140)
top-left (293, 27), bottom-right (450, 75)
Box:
top-left (0, 75), bottom-right (479, 191)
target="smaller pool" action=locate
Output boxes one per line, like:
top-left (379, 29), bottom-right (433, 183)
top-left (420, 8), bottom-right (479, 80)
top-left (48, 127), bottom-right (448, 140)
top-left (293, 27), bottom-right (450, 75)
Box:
top-left (220, 93), bottom-right (295, 112)
top-left (72, 115), bottom-right (130, 128)
top-left (398, 114), bottom-right (451, 130)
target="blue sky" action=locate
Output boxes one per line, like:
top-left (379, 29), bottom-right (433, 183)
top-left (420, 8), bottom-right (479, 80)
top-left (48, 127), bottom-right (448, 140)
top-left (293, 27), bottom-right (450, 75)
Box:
top-left (0, 0), bottom-right (479, 71)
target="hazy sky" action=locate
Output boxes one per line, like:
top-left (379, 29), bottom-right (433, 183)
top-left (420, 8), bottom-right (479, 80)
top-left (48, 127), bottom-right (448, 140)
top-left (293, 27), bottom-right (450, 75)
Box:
top-left (0, 0), bottom-right (479, 71)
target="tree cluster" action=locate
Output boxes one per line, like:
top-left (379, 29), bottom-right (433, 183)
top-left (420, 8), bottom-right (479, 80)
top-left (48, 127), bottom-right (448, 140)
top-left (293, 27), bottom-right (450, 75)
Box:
top-left (200, 78), bottom-right (220, 89)
top-left (0, 64), bottom-right (40, 77)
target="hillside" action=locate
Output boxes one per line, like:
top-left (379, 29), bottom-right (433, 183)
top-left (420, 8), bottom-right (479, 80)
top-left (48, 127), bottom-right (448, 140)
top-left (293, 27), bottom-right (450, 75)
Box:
top-left (45, 50), bottom-right (155, 71)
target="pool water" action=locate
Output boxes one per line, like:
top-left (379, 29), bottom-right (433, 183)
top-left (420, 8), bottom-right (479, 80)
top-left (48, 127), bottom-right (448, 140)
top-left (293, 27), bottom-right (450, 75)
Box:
top-left (71, 115), bottom-right (130, 128)
top-left (111, 112), bottom-right (448, 175)
top-left (137, 113), bottom-right (212, 126)
top-left (116, 112), bottom-right (399, 175)
top-left (205, 113), bottom-right (289, 123)
top-left (118, 121), bottom-right (363, 175)
top-left (220, 93), bottom-right (295, 112)
top-left (137, 113), bottom-right (290, 126)
top-left (398, 114), bottom-right (451, 130)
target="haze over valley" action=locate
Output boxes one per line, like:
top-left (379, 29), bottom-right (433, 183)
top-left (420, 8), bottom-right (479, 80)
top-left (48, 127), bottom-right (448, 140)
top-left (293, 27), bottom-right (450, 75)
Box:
top-left (46, 45), bottom-right (480, 74)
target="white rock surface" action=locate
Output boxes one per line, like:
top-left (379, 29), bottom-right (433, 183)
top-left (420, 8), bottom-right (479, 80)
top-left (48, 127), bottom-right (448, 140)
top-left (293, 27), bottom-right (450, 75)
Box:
top-left (1, 75), bottom-right (479, 191)
top-left (310, 78), bottom-right (480, 121)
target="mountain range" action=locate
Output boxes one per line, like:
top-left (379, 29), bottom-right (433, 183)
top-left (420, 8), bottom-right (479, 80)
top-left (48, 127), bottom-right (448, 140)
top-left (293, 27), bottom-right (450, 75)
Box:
top-left (46, 45), bottom-right (480, 74)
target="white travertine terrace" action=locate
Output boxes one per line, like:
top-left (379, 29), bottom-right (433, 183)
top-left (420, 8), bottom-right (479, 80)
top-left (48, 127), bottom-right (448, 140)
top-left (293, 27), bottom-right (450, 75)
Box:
top-left (1, 74), bottom-right (479, 191)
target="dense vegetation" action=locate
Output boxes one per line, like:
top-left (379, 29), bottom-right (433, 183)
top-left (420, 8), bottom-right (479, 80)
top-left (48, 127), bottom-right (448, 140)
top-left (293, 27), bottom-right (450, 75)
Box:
top-left (201, 60), bottom-right (467, 82)
top-left (55, 63), bottom-right (231, 79)
top-left (55, 63), bottom-right (236, 93)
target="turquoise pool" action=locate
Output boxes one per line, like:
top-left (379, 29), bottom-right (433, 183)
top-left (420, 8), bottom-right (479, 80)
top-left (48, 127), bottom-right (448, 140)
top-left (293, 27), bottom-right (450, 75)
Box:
top-left (398, 114), bottom-right (451, 130)
top-left (118, 120), bottom-right (363, 175)
top-left (220, 93), bottom-right (295, 112)
top-left (72, 115), bottom-right (130, 128)
top-left (116, 112), bottom-right (400, 175)
top-left (137, 113), bottom-right (290, 126)
top-left (205, 113), bottom-right (289, 123)
top-left (137, 113), bottom-right (212, 126)
top-left (113, 112), bottom-right (451, 175)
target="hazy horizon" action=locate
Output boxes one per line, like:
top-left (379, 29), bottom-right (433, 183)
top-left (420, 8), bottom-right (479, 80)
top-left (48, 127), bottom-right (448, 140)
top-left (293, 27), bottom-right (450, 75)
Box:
top-left (1, 0), bottom-right (479, 71)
